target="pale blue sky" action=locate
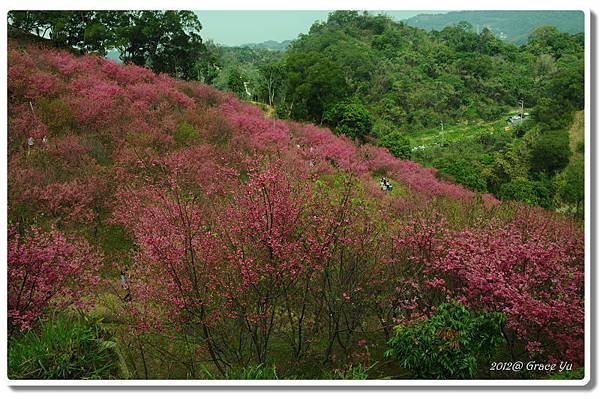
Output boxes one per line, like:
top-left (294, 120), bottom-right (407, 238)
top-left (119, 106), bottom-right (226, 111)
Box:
top-left (194, 11), bottom-right (445, 46)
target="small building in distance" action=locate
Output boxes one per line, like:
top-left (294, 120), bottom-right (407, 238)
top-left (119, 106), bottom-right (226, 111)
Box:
top-left (506, 112), bottom-right (530, 125)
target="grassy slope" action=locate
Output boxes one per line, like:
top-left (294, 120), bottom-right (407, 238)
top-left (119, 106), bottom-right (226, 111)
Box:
top-left (569, 110), bottom-right (585, 153)
top-left (408, 110), bottom-right (524, 149)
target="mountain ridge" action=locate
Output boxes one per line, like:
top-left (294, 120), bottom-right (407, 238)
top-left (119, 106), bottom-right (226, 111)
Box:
top-left (238, 39), bottom-right (292, 51)
top-left (403, 10), bottom-right (584, 44)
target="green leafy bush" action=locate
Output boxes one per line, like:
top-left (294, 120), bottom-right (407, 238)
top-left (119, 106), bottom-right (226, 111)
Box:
top-left (8, 314), bottom-right (120, 379)
top-left (378, 131), bottom-right (411, 159)
top-left (534, 98), bottom-right (573, 131)
top-left (529, 130), bottom-right (571, 176)
top-left (497, 177), bottom-right (552, 207)
top-left (323, 101), bottom-right (373, 140)
top-left (173, 121), bottom-right (198, 146)
top-left (433, 158), bottom-right (488, 192)
top-left (385, 302), bottom-right (506, 379)
top-left (547, 367), bottom-right (585, 380)
top-left (556, 157), bottom-right (584, 217)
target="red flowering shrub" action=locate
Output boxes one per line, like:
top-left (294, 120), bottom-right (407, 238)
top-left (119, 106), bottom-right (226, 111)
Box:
top-left (426, 208), bottom-right (584, 365)
top-left (37, 179), bottom-right (99, 224)
top-left (8, 226), bottom-right (101, 334)
top-left (69, 78), bottom-right (122, 128)
top-left (25, 72), bottom-right (61, 100)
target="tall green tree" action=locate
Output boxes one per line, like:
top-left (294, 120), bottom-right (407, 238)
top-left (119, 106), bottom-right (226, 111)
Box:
top-left (8, 10), bottom-right (207, 79)
top-left (556, 158), bottom-right (584, 217)
top-left (258, 62), bottom-right (287, 107)
top-left (323, 100), bottom-right (372, 140)
top-left (529, 130), bottom-right (571, 176)
top-left (116, 11), bottom-right (205, 79)
top-left (8, 11), bottom-right (121, 55)
top-left (227, 66), bottom-right (248, 97)
top-left (284, 50), bottom-right (350, 122)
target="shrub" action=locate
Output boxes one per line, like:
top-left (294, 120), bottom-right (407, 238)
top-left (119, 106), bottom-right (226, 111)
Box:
top-left (8, 225), bottom-right (100, 334)
top-left (323, 101), bottom-right (373, 141)
top-left (377, 131), bottom-right (411, 159)
top-left (433, 158), bottom-right (487, 192)
top-left (8, 314), bottom-right (120, 379)
top-left (173, 121), bottom-right (198, 146)
top-left (385, 302), bottom-right (506, 379)
top-left (497, 177), bottom-right (551, 207)
top-left (534, 97), bottom-right (573, 130)
top-left (556, 158), bottom-right (584, 217)
top-left (547, 368), bottom-right (585, 380)
top-left (529, 130), bottom-right (570, 176)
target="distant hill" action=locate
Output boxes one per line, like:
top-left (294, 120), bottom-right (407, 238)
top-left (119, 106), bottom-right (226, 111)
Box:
top-left (239, 40), bottom-right (292, 51)
top-left (403, 10), bottom-right (584, 44)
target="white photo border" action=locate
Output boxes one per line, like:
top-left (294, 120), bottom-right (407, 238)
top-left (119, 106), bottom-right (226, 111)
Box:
top-left (1, 0), bottom-right (594, 388)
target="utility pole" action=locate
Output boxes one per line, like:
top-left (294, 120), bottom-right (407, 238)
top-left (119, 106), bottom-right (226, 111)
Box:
top-left (518, 99), bottom-right (524, 118)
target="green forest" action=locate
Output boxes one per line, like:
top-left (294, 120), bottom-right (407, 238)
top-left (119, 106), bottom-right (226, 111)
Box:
top-left (216, 11), bottom-right (585, 217)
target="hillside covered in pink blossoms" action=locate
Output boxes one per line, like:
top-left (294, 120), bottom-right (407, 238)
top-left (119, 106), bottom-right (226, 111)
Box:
top-left (7, 37), bottom-right (584, 379)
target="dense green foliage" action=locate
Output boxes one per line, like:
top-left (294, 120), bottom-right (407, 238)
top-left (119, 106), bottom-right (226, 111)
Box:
top-left (323, 100), bottom-right (373, 140)
top-left (433, 158), bottom-right (488, 192)
top-left (497, 177), bottom-right (551, 208)
top-left (8, 10), bottom-right (209, 79)
top-left (529, 130), bottom-right (571, 176)
top-left (282, 12), bottom-right (511, 131)
top-left (226, 66), bottom-right (248, 97)
top-left (277, 12), bottom-right (583, 136)
top-left (285, 50), bottom-right (350, 122)
top-left (547, 368), bottom-right (585, 380)
top-left (556, 158), bottom-right (585, 217)
top-left (385, 302), bottom-right (506, 379)
top-left (8, 315), bottom-right (120, 379)
top-left (377, 131), bottom-right (412, 159)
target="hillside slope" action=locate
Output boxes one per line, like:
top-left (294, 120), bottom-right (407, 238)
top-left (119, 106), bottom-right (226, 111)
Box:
top-left (7, 37), bottom-right (585, 378)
